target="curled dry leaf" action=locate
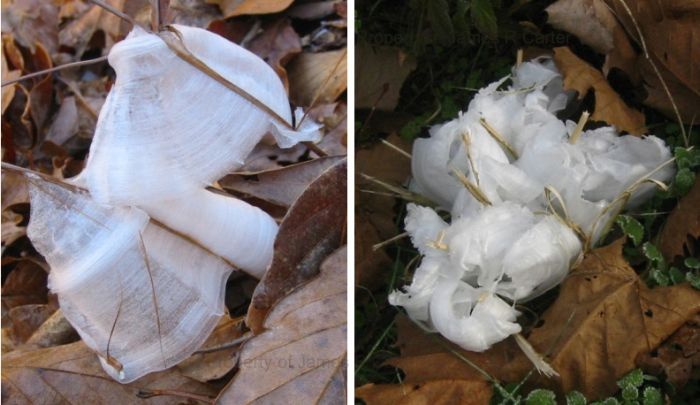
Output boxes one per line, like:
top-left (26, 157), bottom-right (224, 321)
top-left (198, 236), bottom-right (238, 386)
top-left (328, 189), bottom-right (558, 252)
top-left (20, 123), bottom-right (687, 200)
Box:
top-left (545, 0), bottom-right (637, 78)
top-left (357, 379), bottom-right (492, 405)
top-left (247, 18), bottom-right (302, 91)
top-left (207, 0), bottom-right (294, 18)
top-left (1, 0), bottom-right (59, 55)
top-left (546, 0), bottom-right (700, 122)
top-left (288, 49), bottom-right (348, 106)
top-left (0, 259), bottom-right (48, 312)
top-left (2, 50), bottom-right (21, 114)
top-left (219, 246), bottom-right (347, 404)
top-left (0, 341), bottom-right (217, 404)
top-left (355, 43), bottom-right (417, 111)
top-left (246, 159), bottom-right (347, 333)
top-left (659, 176), bottom-right (700, 261)
top-left (221, 155), bottom-right (346, 207)
top-left (58, 0), bottom-right (133, 58)
top-left (553, 46), bottom-right (646, 135)
top-left (1, 210), bottom-right (26, 247)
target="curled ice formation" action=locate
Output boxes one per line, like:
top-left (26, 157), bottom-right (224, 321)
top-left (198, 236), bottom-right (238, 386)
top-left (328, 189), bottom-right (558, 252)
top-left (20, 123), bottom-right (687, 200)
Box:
top-left (27, 178), bottom-right (232, 383)
top-left (392, 57), bottom-right (674, 352)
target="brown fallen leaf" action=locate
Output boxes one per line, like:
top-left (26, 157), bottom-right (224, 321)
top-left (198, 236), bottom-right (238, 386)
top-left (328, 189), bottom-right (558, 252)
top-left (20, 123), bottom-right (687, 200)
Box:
top-left (287, 1), bottom-right (341, 20)
top-left (45, 96), bottom-right (80, 146)
top-left (247, 18), bottom-right (302, 91)
top-left (1, 210), bottom-right (26, 248)
top-left (221, 155), bottom-right (346, 207)
top-left (382, 239), bottom-right (700, 400)
top-left (177, 315), bottom-right (245, 382)
top-left (288, 49), bottom-right (348, 107)
top-left (1, 341), bottom-right (217, 404)
top-left (6, 304), bottom-right (55, 344)
top-left (637, 314), bottom-right (700, 390)
top-left (2, 49), bottom-right (21, 114)
top-left (356, 133), bottom-right (412, 240)
top-left (207, 0), bottom-right (294, 18)
top-left (355, 43), bottom-right (417, 111)
top-left (2, 0), bottom-right (59, 55)
top-left (522, 238), bottom-right (700, 398)
top-left (606, 0), bottom-right (700, 102)
top-left (553, 47), bottom-right (646, 135)
top-left (25, 309), bottom-right (79, 349)
top-left (58, 0), bottom-right (130, 59)
top-left (355, 212), bottom-right (391, 290)
top-left (0, 259), bottom-right (48, 313)
top-left (388, 315), bottom-right (527, 385)
top-left (659, 176), bottom-right (700, 261)
top-left (218, 246), bottom-right (346, 404)
top-left (246, 159), bottom-right (346, 333)
top-left (548, 0), bottom-right (699, 123)
top-left (545, 0), bottom-right (637, 80)
top-left (240, 142), bottom-right (309, 172)
top-left (357, 379), bottom-right (492, 405)
top-left (27, 42), bottom-right (53, 133)
top-left (1, 171), bottom-right (28, 211)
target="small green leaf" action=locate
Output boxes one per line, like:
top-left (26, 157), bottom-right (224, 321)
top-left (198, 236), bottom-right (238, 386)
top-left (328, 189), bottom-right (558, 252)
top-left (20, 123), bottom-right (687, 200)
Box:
top-left (621, 385), bottom-right (639, 401)
top-left (674, 168), bottom-right (695, 196)
top-left (669, 267), bottom-right (685, 284)
top-left (684, 257), bottom-right (700, 270)
top-left (526, 388), bottom-right (557, 405)
top-left (566, 391), bottom-right (587, 405)
top-left (686, 272), bottom-right (700, 290)
top-left (642, 242), bottom-right (666, 270)
top-left (618, 369), bottom-right (645, 389)
top-left (674, 147), bottom-right (700, 170)
top-left (400, 119), bottom-right (423, 140)
top-left (600, 398), bottom-right (620, 405)
top-left (642, 386), bottom-right (663, 405)
top-left (471, 0), bottom-right (497, 39)
top-left (617, 215), bottom-right (644, 246)
top-left (651, 269), bottom-right (670, 286)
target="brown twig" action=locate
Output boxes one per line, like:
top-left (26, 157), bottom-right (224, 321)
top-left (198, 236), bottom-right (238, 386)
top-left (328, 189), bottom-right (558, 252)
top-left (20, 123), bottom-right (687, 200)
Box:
top-left (193, 334), bottom-right (251, 354)
top-left (87, 0), bottom-right (139, 28)
top-left (1, 56), bottom-right (108, 87)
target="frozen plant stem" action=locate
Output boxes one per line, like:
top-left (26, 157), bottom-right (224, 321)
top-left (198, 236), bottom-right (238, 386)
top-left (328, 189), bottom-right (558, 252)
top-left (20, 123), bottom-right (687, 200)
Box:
top-left (451, 168), bottom-right (492, 206)
top-left (381, 139), bottom-right (412, 159)
top-left (1, 56), bottom-right (109, 87)
top-left (569, 111), bottom-right (590, 144)
top-left (479, 118), bottom-right (518, 159)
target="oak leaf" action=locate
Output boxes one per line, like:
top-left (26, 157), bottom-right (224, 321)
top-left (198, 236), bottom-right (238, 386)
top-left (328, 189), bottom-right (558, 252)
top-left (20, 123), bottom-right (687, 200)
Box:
top-left (553, 47), bottom-right (646, 135)
top-left (288, 49), bottom-right (347, 107)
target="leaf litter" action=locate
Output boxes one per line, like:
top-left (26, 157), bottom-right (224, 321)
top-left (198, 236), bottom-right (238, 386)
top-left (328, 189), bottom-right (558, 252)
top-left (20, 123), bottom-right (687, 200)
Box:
top-left (2, 0), bottom-right (347, 402)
